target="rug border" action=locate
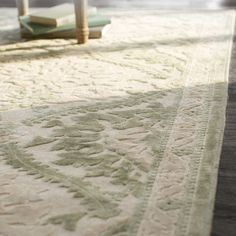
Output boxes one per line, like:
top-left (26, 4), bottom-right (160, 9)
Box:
top-left (186, 9), bottom-right (236, 236)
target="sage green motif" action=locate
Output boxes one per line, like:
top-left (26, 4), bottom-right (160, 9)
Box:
top-left (0, 8), bottom-right (234, 236)
top-left (0, 90), bottom-right (181, 234)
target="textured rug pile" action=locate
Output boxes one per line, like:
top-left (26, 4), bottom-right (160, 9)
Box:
top-left (0, 8), bottom-right (235, 236)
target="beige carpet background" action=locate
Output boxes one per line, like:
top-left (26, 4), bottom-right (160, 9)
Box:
top-left (0, 8), bottom-right (235, 236)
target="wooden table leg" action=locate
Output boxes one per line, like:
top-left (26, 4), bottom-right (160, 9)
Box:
top-left (15, 0), bottom-right (29, 38)
top-left (15, 0), bottom-right (29, 17)
top-left (74, 0), bottom-right (89, 44)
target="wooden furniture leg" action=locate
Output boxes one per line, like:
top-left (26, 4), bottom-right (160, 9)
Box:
top-left (16, 0), bottom-right (29, 37)
top-left (16, 0), bottom-right (29, 17)
top-left (74, 0), bottom-right (89, 44)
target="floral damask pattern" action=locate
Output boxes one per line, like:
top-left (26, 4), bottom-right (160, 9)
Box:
top-left (0, 89), bottom-right (181, 235)
top-left (0, 8), bottom-right (235, 236)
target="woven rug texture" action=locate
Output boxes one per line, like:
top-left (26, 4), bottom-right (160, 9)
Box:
top-left (0, 8), bottom-right (235, 236)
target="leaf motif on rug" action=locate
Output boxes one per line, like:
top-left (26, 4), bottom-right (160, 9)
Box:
top-left (0, 8), bottom-right (235, 236)
top-left (0, 90), bottom-right (181, 234)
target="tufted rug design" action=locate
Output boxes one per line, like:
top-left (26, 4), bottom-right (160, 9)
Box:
top-left (0, 8), bottom-right (235, 236)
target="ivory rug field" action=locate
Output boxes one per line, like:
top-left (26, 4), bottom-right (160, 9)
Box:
top-left (0, 8), bottom-right (235, 236)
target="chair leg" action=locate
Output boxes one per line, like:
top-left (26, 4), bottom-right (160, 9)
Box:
top-left (74, 0), bottom-right (89, 44)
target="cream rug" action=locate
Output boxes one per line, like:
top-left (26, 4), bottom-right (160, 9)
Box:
top-left (0, 8), bottom-right (235, 236)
